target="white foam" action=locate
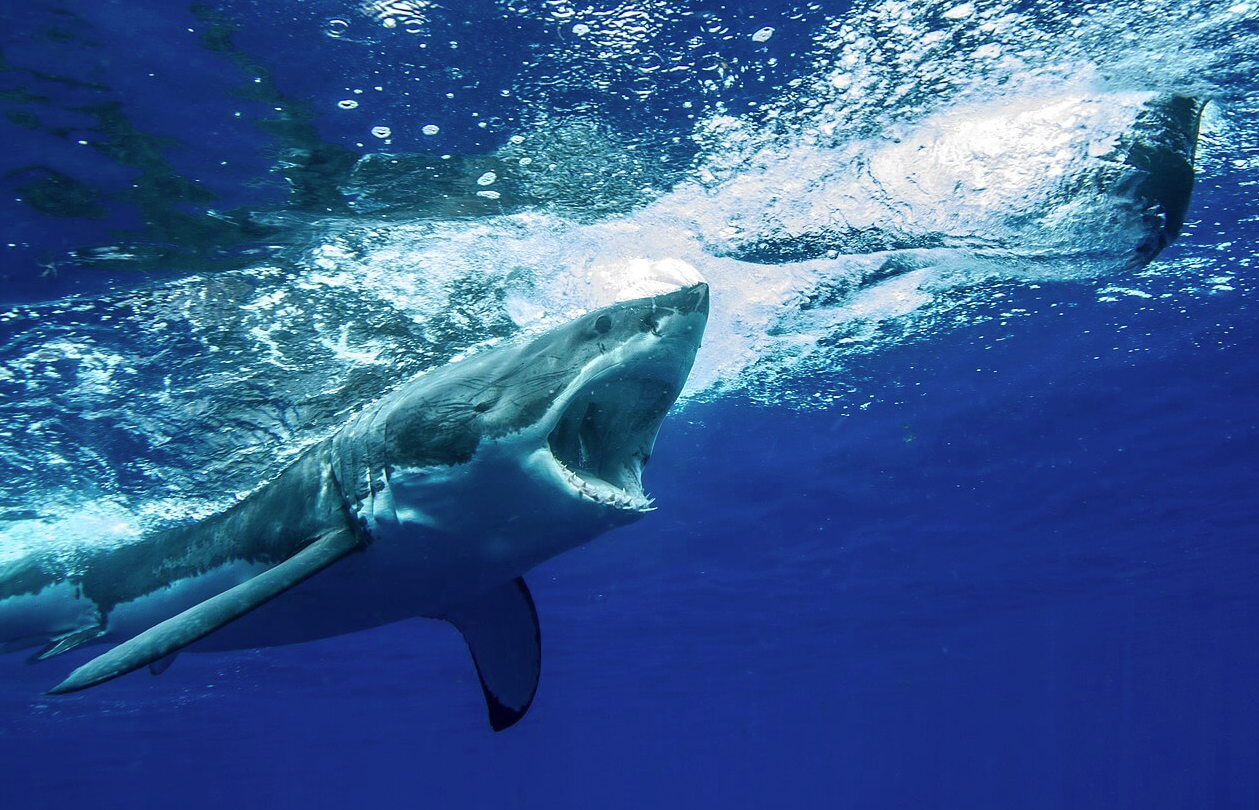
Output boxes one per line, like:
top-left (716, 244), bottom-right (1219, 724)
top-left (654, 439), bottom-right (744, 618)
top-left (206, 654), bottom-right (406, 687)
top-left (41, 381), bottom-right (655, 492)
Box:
top-left (588, 257), bottom-right (707, 303)
top-left (3, 0), bottom-right (1256, 548)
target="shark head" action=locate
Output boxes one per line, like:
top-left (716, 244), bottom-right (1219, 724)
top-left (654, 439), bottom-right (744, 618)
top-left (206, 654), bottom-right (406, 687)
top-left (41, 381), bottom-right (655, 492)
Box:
top-left (528, 284), bottom-right (710, 515)
top-left (345, 282), bottom-right (709, 549)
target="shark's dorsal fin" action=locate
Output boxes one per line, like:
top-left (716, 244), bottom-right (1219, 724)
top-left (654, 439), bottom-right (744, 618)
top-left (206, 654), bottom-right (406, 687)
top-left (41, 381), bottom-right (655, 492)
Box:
top-left (47, 527), bottom-right (363, 695)
top-left (444, 577), bottom-right (541, 732)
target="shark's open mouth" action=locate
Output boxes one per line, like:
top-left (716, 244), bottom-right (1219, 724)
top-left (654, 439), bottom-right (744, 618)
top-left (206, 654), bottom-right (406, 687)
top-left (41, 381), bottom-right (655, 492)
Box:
top-left (546, 366), bottom-right (682, 513)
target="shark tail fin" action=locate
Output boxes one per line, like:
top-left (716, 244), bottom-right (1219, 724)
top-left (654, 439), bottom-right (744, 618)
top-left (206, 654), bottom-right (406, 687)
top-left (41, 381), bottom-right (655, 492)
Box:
top-left (47, 526), bottom-right (362, 695)
top-left (444, 577), bottom-right (541, 732)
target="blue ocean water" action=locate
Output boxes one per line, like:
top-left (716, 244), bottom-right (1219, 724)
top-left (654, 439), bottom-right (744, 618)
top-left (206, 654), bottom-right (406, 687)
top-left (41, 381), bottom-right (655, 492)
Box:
top-left (2, 1), bottom-right (1257, 808)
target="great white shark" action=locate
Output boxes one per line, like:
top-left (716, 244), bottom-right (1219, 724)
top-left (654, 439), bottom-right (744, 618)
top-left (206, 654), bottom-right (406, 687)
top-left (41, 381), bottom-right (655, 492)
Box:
top-left (0, 282), bottom-right (708, 730)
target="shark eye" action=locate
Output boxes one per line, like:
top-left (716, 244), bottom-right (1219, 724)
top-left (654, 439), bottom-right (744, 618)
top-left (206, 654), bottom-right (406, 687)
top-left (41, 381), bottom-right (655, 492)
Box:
top-left (474, 401), bottom-right (493, 413)
top-left (640, 314), bottom-right (660, 335)
top-left (594, 314), bottom-right (612, 334)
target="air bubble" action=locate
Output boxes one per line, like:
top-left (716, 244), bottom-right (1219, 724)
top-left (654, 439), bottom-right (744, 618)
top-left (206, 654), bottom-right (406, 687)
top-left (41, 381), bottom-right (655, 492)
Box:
top-left (338, 100), bottom-right (359, 110)
top-left (637, 53), bottom-right (664, 73)
top-left (422, 124), bottom-right (440, 135)
top-left (699, 54), bottom-right (725, 73)
top-left (371, 126), bottom-right (392, 139)
top-left (751, 26), bottom-right (775, 43)
top-left (476, 171), bottom-right (498, 186)
top-left (324, 19), bottom-right (349, 38)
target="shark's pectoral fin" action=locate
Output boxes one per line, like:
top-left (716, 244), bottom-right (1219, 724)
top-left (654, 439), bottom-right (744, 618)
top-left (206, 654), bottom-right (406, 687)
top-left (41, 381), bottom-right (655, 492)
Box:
top-left (443, 577), bottom-right (541, 732)
top-left (47, 527), bottom-right (363, 695)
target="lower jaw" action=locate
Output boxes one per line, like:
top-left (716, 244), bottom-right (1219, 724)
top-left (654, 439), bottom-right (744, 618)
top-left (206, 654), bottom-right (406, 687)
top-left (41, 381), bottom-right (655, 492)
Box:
top-left (553, 461), bottom-right (650, 513)
top-left (572, 487), bottom-right (651, 514)
top-left (565, 481), bottom-right (652, 513)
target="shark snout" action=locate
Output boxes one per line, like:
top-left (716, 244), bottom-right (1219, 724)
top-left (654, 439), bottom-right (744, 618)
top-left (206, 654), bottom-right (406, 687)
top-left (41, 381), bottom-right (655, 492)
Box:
top-left (647, 282), bottom-right (709, 342)
top-left (669, 280), bottom-right (710, 314)
top-left (663, 282), bottom-right (710, 317)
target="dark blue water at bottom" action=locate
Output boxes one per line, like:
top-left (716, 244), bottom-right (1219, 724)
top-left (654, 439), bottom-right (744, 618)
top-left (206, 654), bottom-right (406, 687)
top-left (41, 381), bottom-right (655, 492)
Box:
top-left (1, 265), bottom-right (1255, 809)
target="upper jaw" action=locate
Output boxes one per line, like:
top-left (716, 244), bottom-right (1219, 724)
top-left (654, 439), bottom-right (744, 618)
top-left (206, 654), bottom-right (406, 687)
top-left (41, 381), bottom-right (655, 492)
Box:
top-left (540, 284), bottom-right (707, 514)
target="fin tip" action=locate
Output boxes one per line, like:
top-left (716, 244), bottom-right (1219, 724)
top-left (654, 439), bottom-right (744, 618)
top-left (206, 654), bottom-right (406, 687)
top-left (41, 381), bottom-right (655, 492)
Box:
top-left (486, 690), bottom-right (531, 732)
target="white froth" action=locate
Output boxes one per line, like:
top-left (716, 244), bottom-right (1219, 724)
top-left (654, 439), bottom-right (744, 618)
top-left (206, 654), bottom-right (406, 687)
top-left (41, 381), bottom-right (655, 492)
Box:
top-left (0, 504), bottom-right (139, 567)
top-left (588, 257), bottom-right (707, 304)
top-left (672, 84), bottom-right (1157, 261)
top-left (3, 0), bottom-right (1255, 548)
top-left (842, 269), bottom-right (935, 321)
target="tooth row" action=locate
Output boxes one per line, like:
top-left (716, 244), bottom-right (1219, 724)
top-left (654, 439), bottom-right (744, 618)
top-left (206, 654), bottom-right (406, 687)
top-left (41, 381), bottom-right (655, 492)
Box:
top-left (557, 464), bottom-right (653, 512)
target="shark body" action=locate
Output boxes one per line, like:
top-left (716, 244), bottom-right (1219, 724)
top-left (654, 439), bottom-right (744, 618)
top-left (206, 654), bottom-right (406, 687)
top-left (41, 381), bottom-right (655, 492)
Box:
top-left (0, 283), bottom-right (708, 730)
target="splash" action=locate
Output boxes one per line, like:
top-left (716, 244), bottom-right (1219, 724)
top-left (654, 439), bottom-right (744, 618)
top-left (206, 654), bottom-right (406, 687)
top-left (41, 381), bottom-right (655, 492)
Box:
top-left (1, 0), bottom-right (1255, 541)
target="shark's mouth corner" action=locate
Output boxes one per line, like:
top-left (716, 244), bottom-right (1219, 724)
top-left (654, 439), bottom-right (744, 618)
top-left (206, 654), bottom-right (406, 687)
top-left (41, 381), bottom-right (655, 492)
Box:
top-left (545, 366), bottom-right (684, 514)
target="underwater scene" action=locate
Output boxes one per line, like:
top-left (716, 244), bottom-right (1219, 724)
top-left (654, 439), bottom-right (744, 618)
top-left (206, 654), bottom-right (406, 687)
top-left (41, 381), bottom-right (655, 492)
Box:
top-left (1, 0), bottom-right (1257, 807)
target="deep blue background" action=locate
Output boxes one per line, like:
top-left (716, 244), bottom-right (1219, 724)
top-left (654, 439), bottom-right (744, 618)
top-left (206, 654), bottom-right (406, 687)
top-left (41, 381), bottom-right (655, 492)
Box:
top-left (1, 1), bottom-right (1257, 808)
top-left (2, 256), bottom-right (1255, 808)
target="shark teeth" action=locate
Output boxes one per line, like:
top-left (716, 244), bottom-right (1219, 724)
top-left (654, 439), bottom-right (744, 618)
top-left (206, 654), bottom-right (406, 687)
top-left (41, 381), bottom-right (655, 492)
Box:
top-left (555, 463), bottom-right (654, 513)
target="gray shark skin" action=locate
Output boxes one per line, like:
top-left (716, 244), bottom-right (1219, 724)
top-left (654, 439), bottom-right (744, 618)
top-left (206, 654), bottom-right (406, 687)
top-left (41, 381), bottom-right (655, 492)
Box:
top-left (0, 283), bottom-right (708, 731)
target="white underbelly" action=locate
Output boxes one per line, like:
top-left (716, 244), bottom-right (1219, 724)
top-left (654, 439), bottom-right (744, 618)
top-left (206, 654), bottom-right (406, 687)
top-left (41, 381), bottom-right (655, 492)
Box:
top-left (49, 445), bottom-right (625, 654)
